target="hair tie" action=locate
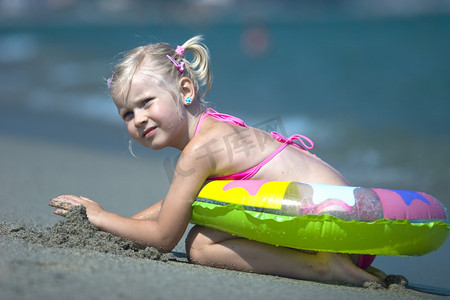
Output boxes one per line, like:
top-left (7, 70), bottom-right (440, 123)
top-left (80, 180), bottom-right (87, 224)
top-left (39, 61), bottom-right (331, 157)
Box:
top-left (166, 55), bottom-right (185, 73)
top-left (175, 45), bottom-right (185, 57)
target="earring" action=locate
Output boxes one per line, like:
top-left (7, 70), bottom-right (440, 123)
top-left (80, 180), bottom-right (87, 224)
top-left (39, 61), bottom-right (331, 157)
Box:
top-left (185, 97), bottom-right (192, 105)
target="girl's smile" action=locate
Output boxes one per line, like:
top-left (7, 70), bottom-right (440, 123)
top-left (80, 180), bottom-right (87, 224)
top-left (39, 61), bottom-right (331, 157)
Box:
top-left (143, 126), bottom-right (157, 139)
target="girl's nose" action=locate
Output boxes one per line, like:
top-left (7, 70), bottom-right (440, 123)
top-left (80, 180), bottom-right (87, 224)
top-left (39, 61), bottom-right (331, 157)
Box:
top-left (134, 110), bottom-right (148, 127)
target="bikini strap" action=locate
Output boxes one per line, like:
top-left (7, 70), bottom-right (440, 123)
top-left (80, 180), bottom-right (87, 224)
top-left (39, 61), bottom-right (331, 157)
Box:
top-left (205, 129), bottom-right (315, 181)
top-left (270, 131), bottom-right (315, 151)
top-left (194, 108), bottom-right (247, 136)
top-left (224, 131), bottom-right (315, 180)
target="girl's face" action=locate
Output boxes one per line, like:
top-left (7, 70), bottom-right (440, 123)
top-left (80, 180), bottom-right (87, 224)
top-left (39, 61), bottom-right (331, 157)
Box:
top-left (113, 71), bottom-right (188, 150)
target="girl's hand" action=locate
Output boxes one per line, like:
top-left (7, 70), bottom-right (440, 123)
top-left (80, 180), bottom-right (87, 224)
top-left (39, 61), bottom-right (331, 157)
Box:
top-left (49, 195), bottom-right (104, 226)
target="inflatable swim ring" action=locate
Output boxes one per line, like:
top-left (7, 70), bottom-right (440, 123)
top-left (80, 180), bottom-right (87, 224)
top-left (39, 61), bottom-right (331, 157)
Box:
top-left (191, 180), bottom-right (449, 256)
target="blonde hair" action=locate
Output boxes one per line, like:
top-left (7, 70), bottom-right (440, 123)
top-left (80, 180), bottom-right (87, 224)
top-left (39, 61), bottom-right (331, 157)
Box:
top-left (109, 35), bottom-right (212, 109)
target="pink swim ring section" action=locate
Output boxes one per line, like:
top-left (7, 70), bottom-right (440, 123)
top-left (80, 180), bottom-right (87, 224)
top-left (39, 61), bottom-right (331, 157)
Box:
top-left (372, 188), bottom-right (447, 221)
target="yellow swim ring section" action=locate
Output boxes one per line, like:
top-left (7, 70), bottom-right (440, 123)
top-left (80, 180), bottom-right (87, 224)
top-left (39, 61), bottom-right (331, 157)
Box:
top-left (191, 180), bottom-right (449, 256)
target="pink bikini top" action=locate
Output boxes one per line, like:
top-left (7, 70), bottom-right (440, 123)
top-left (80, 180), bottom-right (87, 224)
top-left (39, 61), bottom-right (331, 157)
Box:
top-left (195, 108), bottom-right (315, 180)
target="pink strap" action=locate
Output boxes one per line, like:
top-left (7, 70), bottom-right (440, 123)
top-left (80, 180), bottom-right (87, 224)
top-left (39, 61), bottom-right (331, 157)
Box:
top-left (208, 131), bottom-right (315, 181)
top-left (270, 131), bottom-right (314, 151)
top-left (239, 131), bottom-right (314, 178)
top-left (194, 108), bottom-right (247, 136)
top-left (195, 109), bottom-right (315, 181)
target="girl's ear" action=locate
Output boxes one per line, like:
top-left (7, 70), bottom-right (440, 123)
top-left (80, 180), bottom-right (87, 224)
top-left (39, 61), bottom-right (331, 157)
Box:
top-left (179, 77), bottom-right (196, 105)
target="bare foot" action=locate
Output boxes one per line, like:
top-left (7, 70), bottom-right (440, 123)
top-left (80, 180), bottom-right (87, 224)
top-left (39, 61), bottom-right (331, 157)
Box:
top-left (366, 266), bottom-right (387, 281)
top-left (318, 252), bottom-right (380, 286)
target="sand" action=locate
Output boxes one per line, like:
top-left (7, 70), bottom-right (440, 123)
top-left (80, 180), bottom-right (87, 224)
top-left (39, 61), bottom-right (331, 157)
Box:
top-left (0, 206), bottom-right (187, 262)
top-left (1, 130), bottom-right (449, 300)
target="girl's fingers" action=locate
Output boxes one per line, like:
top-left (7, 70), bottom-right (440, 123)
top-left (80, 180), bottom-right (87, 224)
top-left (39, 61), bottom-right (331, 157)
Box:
top-left (49, 195), bottom-right (99, 218)
top-left (49, 199), bottom-right (73, 210)
top-left (49, 195), bottom-right (81, 209)
top-left (79, 196), bottom-right (94, 202)
top-left (54, 195), bottom-right (80, 202)
top-left (53, 208), bottom-right (69, 217)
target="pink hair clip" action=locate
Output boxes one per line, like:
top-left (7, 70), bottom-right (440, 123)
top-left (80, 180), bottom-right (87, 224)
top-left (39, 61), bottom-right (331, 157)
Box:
top-left (175, 45), bottom-right (185, 57)
top-left (107, 75), bottom-right (113, 89)
top-left (166, 55), bottom-right (185, 73)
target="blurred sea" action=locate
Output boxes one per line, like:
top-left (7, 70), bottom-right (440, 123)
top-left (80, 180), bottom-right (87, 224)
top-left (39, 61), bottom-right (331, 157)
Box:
top-left (0, 1), bottom-right (449, 206)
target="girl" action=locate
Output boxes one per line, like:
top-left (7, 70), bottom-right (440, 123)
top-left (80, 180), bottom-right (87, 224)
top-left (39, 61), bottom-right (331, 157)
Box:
top-left (50, 36), bottom-right (384, 286)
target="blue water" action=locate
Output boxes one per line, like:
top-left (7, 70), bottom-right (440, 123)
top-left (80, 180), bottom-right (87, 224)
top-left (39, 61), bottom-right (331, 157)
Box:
top-left (1, 14), bottom-right (449, 206)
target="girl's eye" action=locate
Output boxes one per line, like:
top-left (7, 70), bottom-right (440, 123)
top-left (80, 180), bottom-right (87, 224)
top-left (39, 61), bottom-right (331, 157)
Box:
top-left (123, 111), bottom-right (134, 121)
top-left (143, 98), bottom-right (153, 105)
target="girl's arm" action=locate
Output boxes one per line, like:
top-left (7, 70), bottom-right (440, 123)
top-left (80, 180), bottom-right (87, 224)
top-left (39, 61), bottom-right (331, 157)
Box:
top-left (130, 200), bottom-right (163, 220)
top-left (49, 142), bottom-right (212, 253)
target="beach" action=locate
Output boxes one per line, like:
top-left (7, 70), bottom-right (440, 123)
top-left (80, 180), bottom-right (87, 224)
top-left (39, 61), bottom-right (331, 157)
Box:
top-left (1, 3), bottom-right (450, 298)
top-left (0, 117), bottom-right (449, 299)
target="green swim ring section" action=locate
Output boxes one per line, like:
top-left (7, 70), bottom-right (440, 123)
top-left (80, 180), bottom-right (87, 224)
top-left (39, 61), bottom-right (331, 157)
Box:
top-left (191, 201), bottom-right (449, 256)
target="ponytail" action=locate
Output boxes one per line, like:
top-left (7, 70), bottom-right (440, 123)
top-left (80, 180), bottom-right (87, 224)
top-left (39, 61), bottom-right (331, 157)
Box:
top-left (181, 36), bottom-right (213, 99)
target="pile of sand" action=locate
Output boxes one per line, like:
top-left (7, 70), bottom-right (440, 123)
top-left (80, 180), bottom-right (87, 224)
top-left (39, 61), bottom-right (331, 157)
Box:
top-left (0, 205), bottom-right (187, 263)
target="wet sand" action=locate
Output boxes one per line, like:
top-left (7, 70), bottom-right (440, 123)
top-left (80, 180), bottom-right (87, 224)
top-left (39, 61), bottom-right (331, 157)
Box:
top-left (0, 133), bottom-right (448, 300)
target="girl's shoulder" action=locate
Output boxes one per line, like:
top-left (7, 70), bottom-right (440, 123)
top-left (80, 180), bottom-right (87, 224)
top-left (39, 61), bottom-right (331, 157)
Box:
top-left (186, 118), bottom-right (236, 155)
top-left (181, 118), bottom-right (253, 172)
top-left (184, 118), bottom-right (282, 176)
top-left (192, 116), bottom-right (249, 145)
